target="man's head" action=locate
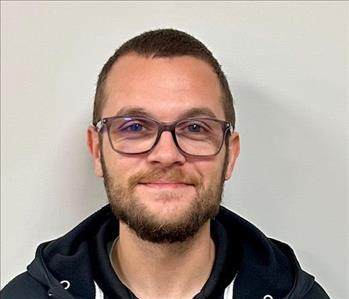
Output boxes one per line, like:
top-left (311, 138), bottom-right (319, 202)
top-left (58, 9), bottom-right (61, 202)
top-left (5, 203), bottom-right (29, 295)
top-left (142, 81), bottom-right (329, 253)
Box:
top-left (87, 29), bottom-right (240, 243)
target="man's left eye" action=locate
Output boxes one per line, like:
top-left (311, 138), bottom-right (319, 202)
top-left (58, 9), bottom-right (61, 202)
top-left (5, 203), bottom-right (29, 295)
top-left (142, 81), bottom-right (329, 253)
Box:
top-left (187, 123), bottom-right (204, 132)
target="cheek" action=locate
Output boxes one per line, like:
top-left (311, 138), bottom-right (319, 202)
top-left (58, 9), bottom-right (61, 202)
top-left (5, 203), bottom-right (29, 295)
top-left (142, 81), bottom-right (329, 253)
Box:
top-left (102, 146), bottom-right (146, 180)
top-left (192, 158), bottom-right (225, 187)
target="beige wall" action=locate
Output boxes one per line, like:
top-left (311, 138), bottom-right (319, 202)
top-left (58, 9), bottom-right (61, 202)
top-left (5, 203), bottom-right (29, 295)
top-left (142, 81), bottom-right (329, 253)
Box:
top-left (1, 2), bottom-right (348, 298)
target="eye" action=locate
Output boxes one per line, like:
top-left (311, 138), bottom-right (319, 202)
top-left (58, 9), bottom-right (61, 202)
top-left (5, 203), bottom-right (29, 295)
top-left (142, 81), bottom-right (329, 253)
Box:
top-left (115, 118), bottom-right (157, 135)
top-left (187, 123), bottom-right (205, 132)
top-left (184, 120), bottom-right (211, 133)
top-left (117, 119), bottom-right (148, 133)
top-left (124, 122), bottom-right (144, 132)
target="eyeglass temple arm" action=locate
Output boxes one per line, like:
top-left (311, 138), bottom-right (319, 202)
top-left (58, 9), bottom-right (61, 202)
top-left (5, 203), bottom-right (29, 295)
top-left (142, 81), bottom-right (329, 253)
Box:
top-left (94, 119), bottom-right (107, 133)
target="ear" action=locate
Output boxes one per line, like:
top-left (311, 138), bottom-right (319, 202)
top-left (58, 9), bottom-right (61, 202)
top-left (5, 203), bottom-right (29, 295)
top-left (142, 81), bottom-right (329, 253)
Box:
top-left (224, 132), bottom-right (240, 181)
top-left (87, 126), bottom-right (103, 177)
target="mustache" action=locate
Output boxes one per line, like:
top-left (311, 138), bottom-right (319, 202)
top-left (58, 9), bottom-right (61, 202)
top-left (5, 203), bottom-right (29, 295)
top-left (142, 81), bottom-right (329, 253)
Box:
top-left (128, 168), bottom-right (201, 189)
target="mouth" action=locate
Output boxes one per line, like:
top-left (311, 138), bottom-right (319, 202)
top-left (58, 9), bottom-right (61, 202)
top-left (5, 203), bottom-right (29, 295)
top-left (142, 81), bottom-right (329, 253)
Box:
top-left (139, 181), bottom-right (195, 189)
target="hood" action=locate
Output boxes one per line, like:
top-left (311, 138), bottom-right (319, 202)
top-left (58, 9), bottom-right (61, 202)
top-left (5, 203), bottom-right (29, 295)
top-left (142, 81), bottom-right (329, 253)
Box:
top-left (27, 205), bottom-right (115, 299)
top-left (216, 206), bottom-right (316, 299)
top-left (26, 205), bottom-right (316, 299)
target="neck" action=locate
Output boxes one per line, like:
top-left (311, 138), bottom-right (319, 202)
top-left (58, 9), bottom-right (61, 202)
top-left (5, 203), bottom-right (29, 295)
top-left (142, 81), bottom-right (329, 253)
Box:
top-left (111, 221), bottom-right (215, 299)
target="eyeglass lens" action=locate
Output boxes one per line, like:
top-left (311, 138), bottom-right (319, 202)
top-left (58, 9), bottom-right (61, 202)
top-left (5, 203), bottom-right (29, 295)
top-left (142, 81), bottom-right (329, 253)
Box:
top-left (107, 117), bottom-right (225, 156)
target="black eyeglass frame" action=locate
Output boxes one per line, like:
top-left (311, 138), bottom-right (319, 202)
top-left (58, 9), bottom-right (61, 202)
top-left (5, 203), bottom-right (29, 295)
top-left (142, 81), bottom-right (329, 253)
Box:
top-left (94, 115), bottom-right (234, 157)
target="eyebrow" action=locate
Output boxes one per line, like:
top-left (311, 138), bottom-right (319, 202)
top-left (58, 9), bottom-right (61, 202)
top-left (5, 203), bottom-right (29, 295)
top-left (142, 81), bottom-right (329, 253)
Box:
top-left (114, 106), bottom-right (218, 120)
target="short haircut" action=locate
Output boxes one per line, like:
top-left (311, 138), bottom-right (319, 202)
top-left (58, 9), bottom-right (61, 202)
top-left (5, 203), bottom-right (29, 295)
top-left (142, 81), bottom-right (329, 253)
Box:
top-left (93, 28), bottom-right (235, 126)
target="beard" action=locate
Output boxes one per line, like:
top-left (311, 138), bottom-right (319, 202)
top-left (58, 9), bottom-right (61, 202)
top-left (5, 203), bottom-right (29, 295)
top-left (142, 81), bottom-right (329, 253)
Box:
top-left (101, 153), bottom-right (227, 244)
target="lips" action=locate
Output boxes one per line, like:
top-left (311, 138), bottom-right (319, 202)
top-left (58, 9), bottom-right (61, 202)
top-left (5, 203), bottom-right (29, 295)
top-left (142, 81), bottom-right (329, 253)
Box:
top-left (139, 181), bottom-right (194, 189)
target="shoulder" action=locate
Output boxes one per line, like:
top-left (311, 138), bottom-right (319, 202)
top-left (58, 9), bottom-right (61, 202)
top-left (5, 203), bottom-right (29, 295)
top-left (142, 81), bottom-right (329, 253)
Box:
top-left (1, 272), bottom-right (48, 299)
top-left (302, 281), bottom-right (330, 299)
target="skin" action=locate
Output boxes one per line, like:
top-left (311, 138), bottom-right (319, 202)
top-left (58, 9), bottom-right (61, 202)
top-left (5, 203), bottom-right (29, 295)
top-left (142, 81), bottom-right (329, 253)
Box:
top-left (87, 54), bottom-right (240, 299)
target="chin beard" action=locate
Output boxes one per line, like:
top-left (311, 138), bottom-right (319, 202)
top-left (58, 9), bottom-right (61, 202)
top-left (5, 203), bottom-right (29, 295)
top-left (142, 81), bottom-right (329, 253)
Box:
top-left (108, 184), bottom-right (222, 244)
top-left (101, 154), bottom-right (226, 244)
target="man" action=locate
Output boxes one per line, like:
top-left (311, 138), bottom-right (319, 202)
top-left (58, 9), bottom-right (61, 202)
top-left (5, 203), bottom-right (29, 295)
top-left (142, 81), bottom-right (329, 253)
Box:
top-left (2, 29), bottom-right (329, 299)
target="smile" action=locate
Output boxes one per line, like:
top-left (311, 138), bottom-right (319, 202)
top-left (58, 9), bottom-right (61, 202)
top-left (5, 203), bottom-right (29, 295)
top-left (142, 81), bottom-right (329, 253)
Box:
top-left (139, 181), bottom-right (194, 189)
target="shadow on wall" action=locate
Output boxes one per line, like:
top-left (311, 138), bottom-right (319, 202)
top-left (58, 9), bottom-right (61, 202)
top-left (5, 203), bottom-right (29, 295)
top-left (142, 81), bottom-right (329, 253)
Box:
top-left (224, 82), bottom-right (346, 297)
top-left (228, 82), bottom-right (346, 223)
top-left (44, 111), bottom-right (107, 226)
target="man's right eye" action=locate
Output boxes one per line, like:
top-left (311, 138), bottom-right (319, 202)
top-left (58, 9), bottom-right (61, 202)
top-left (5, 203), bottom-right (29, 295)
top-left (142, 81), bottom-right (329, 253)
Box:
top-left (120, 122), bottom-right (145, 132)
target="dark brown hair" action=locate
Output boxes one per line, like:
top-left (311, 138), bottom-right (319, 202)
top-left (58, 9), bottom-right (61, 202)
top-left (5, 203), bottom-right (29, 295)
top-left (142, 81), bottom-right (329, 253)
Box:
top-left (93, 29), bottom-right (235, 126)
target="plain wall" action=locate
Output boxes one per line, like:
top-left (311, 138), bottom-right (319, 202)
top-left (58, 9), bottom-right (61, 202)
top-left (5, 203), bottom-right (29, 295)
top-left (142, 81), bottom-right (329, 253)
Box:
top-left (1, 2), bottom-right (348, 297)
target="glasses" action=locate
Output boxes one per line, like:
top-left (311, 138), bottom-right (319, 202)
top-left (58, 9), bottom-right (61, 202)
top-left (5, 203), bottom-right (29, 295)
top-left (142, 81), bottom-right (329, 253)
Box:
top-left (95, 115), bottom-right (234, 157)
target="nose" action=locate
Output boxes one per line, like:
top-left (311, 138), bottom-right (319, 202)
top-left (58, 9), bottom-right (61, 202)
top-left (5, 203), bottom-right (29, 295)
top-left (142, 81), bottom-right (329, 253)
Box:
top-left (146, 131), bottom-right (186, 166)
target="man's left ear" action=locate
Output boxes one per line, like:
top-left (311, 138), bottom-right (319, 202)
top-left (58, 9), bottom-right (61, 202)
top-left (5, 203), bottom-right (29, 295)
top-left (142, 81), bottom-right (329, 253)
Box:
top-left (224, 132), bottom-right (240, 180)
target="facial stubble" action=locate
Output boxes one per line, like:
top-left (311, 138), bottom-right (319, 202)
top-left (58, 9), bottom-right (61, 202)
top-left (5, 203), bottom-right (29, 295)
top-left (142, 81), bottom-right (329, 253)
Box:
top-left (101, 151), bottom-right (228, 244)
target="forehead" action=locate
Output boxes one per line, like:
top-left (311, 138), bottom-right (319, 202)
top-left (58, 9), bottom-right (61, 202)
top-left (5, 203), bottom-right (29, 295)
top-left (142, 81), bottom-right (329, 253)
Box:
top-left (102, 54), bottom-right (224, 120)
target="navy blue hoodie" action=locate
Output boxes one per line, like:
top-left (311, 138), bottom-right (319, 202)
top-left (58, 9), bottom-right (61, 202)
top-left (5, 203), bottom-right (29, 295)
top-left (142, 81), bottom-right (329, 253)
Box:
top-left (1, 205), bottom-right (329, 299)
